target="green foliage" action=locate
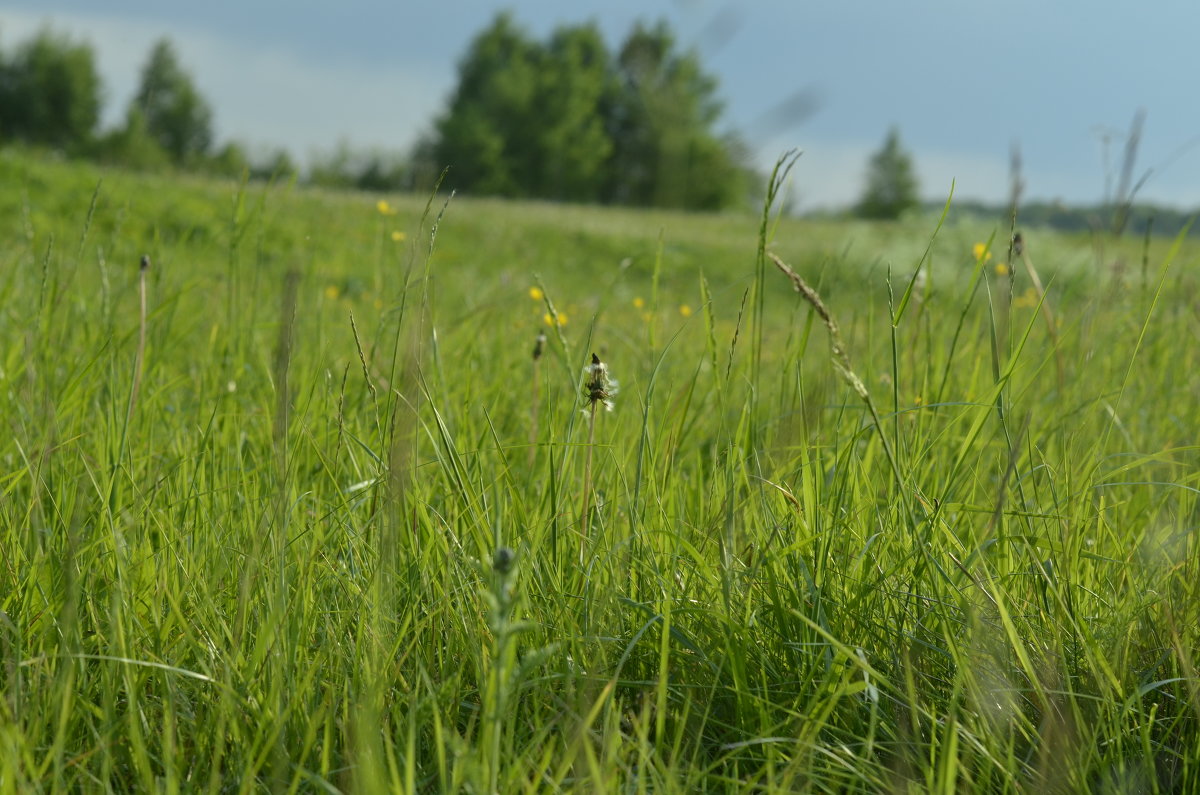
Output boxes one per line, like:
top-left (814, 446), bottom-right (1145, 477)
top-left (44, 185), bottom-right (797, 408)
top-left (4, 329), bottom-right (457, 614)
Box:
top-left (427, 13), bottom-right (752, 209)
top-left (429, 12), bottom-right (543, 197)
top-left (531, 23), bottom-right (614, 201)
top-left (857, 125), bottom-right (920, 220)
top-left (93, 105), bottom-right (171, 170)
top-left (608, 20), bottom-right (750, 209)
top-left (0, 28), bottom-right (102, 150)
top-left (130, 38), bottom-right (214, 165)
top-left (309, 141), bottom-right (407, 191)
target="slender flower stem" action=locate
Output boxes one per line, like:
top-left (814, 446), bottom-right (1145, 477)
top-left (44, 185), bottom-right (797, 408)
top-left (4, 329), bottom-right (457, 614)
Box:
top-left (578, 352), bottom-right (616, 562)
top-left (580, 401), bottom-right (597, 561)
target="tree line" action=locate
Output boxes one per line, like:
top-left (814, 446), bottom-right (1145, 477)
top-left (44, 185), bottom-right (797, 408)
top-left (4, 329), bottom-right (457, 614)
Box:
top-left (0, 30), bottom-right (291, 179)
top-left (0, 17), bottom-right (759, 210)
top-left (412, 13), bottom-right (755, 210)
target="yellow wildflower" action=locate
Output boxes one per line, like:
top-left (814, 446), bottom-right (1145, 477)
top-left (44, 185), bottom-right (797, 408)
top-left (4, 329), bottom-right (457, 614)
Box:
top-left (994, 262), bottom-right (1009, 276)
top-left (324, 284), bottom-right (340, 300)
top-left (376, 199), bottom-right (397, 216)
top-left (1014, 286), bottom-right (1039, 309)
top-left (632, 297), bottom-right (645, 309)
top-left (390, 230), bottom-right (406, 242)
top-left (543, 311), bottom-right (567, 327)
top-left (679, 304), bottom-right (693, 317)
top-left (973, 242), bottom-right (991, 261)
top-left (529, 286), bottom-right (544, 301)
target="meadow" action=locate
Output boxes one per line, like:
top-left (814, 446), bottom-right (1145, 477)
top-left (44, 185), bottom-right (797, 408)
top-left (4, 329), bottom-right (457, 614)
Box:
top-left (2, 148), bottom-right (1198, 793)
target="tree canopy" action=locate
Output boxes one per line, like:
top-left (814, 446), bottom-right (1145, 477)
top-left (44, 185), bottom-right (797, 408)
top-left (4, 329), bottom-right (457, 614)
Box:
top-left (856, 127), bottom-right (919, 220)
top-left (0, 29), bottom-right (102, 150)
top-left (131, 39), bottom-right (214, 165)
top-left (425, 13), bottom-right (753, 210)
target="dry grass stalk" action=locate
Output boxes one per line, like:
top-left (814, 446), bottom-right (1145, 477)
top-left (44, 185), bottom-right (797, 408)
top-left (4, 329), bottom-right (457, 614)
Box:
top-left (768, 250), bottom-right (907, 502)
top-left (128, 255), bottom-right (150, 423)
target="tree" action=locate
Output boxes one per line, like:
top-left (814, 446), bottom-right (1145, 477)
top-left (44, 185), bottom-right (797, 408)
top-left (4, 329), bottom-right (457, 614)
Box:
top-left (130, 39), bottom-right (213, 164)
top-left (856, 127), bottom-right (919, 220)
top-left (430, 13), bottom-right (541, 197)
top-left (530, 23), bottom-right (615, 202)
top-left (94, 105), bottom-right (170, 170)
top-left (423, 14), bottom-right (751, 210)
top-left (606, 20), bottom-right (748, 209)
top-left (0, 28), bottom-right (102, 150)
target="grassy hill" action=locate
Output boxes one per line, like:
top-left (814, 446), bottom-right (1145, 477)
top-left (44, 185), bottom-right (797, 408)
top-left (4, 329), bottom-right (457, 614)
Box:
top-left (2, 149), bottom-right (1199, 792)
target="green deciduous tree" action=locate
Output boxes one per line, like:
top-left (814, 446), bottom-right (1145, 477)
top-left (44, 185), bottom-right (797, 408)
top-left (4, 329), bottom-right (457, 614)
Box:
top-left (608, 20), bottom-right (751, 209)
top-left (130, 39), bottom-right (214, 165)
top-left (0, 28), bottom-right (102, 150)
top-left (856, 127), bottom-right (919, 220)
top-left (430, 13), bottom-right (541, 197)
top-left (532, 23), bottom-right (615, 202)
top-left (424, 14), bottom-right (751, 210)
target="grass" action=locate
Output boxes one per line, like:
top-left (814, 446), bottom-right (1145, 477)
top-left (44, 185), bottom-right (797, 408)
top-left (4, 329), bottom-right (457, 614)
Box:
top-left (1, 147), bottom-right (1199, 792)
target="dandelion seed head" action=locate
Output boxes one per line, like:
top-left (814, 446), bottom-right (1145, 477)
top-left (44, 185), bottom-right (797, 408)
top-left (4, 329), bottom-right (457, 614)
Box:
top-left (582, 352), bottom-right (617, 412)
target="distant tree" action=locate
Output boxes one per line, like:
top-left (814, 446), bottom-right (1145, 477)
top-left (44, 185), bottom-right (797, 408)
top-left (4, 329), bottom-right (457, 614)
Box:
top-left (94, 106), bottom-right (170, 170)
top-left (130, 39), bottom-right (213, 164)
top-left (209, 141), bottom-right (249, 178)
top-left (531, 23), bottom-right (615, 202)
top-left (430, 12), bottom-right (541, 196)
top-left (0, 28), bottom-right (102, 150)
top-left (856, 127), bottom-right (919, 220)
top-left (607, 20), bottom-right (748, 209)
top-left (424, 14), bottom-right (751, 210)
top-left (309, 141), bottom-right (405, 191)
top-left (251, 148), bottom-right (297, 183)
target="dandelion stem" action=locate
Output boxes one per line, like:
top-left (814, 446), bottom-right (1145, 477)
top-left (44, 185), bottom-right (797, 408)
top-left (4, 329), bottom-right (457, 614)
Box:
top-left (578, 352), bottom-right (616, 561)
top-left (580, 401), bottom-right (596, 561)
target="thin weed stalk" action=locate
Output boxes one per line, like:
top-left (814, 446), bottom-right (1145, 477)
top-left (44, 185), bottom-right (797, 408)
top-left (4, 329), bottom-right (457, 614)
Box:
top-left (127, 255), bottom-right (149, 424)
top-left (530, 332), bottom-right (545, 467)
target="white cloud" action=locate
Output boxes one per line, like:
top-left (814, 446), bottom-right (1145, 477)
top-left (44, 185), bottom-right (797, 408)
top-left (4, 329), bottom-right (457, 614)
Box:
top-left (0, 8), bottom-right (450, 159)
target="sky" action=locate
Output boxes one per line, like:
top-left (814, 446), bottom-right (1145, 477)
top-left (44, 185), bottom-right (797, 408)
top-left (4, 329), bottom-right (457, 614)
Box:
top-left (3, 0), bottom-right (1199, 210)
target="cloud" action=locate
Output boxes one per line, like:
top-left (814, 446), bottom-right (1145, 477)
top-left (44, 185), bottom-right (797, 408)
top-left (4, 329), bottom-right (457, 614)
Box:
top-left (0, 8), bottom-right (450, 159)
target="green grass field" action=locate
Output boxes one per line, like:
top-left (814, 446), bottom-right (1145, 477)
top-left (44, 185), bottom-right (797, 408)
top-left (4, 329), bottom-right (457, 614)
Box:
top-left (2, 148), bottom-right (1198, 793)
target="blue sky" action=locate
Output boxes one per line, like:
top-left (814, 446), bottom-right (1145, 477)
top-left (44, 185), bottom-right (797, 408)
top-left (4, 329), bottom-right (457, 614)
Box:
top-left (3, 0), bottom-right (1198, 209)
